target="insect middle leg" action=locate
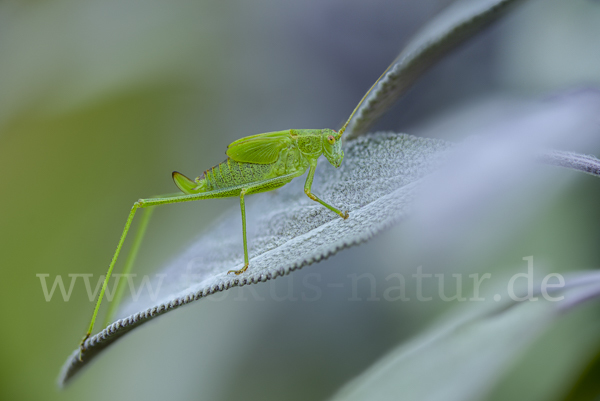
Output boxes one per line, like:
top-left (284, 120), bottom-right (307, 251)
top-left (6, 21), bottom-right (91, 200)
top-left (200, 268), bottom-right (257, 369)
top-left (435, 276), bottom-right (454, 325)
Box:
top-left (227, 188), bottom-right (249, 275)
top-left (226, 171), bottom-right (306, 276)
top-left (304, 162), bottom-right (349, 219)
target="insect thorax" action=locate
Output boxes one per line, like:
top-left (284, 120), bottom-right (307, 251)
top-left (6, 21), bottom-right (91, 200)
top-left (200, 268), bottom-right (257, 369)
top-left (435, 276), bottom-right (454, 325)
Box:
top-left (293, 129), bottom-right (323, 157)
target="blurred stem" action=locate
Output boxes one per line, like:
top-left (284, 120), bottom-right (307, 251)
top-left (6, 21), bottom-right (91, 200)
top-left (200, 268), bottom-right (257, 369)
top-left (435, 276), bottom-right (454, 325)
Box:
top-left (562, 339), bottom-right (600, 401)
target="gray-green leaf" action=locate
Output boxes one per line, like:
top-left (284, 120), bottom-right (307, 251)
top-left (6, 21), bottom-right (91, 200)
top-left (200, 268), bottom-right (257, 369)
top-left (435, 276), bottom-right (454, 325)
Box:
top-left (58, 133), bottom-right (453, 386)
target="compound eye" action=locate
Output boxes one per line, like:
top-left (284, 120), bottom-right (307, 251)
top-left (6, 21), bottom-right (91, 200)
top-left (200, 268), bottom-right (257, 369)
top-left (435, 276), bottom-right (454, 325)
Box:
top-left (327, 135), bottom-right (335, 145)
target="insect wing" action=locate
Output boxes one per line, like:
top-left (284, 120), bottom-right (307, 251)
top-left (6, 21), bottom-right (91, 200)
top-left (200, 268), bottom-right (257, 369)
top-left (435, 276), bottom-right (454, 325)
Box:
top-left (226, 130), bottom-right (291, 164)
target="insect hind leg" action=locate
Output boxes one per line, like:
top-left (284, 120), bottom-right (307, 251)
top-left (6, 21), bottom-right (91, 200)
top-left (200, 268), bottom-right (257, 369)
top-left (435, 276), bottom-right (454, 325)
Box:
top-left (80, 190), bottom-right (224, 360)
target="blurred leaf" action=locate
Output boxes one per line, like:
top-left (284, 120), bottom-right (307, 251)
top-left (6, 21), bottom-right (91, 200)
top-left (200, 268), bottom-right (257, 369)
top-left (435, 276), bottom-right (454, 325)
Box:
top-left (538, 150), bottom-right (600, 178)
top-left (345, 0), bottom-right (529, 139)
top-left (59, 132), bottom-right (453, 386)
top-left (328, 272), bottom-right (600, 401)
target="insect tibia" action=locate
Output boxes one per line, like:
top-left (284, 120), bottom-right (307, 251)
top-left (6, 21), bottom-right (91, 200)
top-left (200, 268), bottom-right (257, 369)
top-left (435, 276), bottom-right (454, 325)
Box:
top-left (172, 171), bottom-right (205, 194)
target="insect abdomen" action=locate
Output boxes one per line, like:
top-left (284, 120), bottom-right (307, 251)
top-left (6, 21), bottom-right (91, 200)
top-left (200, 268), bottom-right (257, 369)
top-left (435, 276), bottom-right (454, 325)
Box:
top-left (202, 158), bottom-right (275, 191)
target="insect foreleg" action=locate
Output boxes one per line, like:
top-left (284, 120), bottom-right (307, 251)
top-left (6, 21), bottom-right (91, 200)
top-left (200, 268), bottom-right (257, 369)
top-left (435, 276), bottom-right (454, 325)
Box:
top-left (304, 162), bottom-right (349, 219)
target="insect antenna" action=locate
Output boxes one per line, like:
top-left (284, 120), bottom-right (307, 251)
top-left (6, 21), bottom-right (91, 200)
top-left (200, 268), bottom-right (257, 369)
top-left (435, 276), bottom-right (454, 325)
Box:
top-left (338, 57), bottom-right (398, 138)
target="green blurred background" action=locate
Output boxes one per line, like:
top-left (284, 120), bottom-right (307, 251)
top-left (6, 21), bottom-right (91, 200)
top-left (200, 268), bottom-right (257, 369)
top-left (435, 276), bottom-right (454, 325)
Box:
top-left (2, 0), bottom-right (600, 400)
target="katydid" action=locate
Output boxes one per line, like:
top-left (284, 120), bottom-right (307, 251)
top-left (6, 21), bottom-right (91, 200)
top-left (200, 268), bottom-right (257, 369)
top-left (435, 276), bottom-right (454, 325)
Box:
top-left (80, 61), bottom-right (393, 357)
